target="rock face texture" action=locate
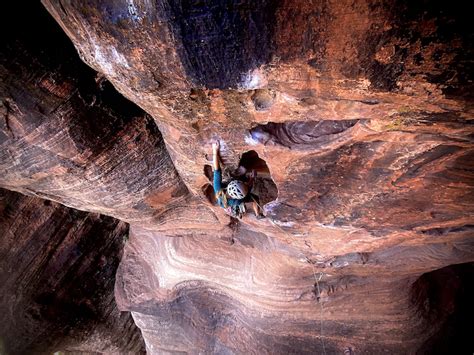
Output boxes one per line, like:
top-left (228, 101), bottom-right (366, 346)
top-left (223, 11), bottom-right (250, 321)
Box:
top-left (0, 188), bottom-right (145, 354)
top-left (0, 3), bottom-right (194, 228)
top-left (40, 0), bottom-right (473, 238)
top-left (115, 226), bottom-right (473, 353)
top-left (0, 0), bottom-right (473, 353)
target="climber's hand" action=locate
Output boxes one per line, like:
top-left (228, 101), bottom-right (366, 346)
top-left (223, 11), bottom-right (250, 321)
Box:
top-left (212, 141), bottom-right (220, 152)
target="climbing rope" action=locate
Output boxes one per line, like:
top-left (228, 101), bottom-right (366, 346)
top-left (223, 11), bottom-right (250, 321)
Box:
top-left (309, 260), bottom-right (327, 355)
top-left (250, 197), bottom-right (327, 355)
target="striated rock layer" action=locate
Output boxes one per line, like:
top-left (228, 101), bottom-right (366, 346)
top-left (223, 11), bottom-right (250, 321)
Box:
top-left (0, 188), bottom-right (145, 354)
top-left (0, 3), bottom-right (204, 228)
top-left (0, 0), bottom-right (472, 353)
top-left (115, 225), bottom-right (473, 353)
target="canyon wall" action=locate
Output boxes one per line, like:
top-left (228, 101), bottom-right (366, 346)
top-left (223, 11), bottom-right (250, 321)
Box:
top-left (1, 0), bottom-right (473, 353)
top-left (0, 188), bottom-right (145, 354)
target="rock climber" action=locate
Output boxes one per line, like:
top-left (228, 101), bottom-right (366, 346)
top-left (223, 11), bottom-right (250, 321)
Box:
top-left (212, 141), bottom-right (264, 219)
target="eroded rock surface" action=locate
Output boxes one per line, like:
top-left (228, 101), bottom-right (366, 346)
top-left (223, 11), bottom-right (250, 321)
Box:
top-left (115, 225), bottom-right (473, 353)
top-left (41, 0), bottom-right (473, 238)
top-left (0, 3), bottom-right (206, 228)
top-left (0, 188), bottom-right (145, 354)
top-left (0, 0), bottom-right (472, 353)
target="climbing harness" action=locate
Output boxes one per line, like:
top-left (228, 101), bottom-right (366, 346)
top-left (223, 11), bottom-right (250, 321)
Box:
top-left (225, 203), bottom-right (246, 219)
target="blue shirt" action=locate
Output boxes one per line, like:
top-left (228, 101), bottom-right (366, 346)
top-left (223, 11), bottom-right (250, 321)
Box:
top-left (213, 169), bottom-right (241, 208)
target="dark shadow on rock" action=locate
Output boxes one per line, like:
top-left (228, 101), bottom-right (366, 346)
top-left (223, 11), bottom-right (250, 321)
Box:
top-left (413, 262), bottom-right (474, 355)
top-left (161, 0), bottom-right (279, 89)
top-left (0, 188), bottom-right (146, 354)
top-left (237, 150), bottom-right (278, 206)
top-left (249, 120), bottom-right (360, 150)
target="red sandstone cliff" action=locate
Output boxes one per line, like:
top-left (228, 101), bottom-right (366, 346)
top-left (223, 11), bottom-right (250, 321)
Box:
top-left (1, 0), bottom-right (473, 353)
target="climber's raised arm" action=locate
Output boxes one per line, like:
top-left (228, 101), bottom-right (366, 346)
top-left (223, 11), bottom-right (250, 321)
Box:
top-left (212, 141), bottom-right (220, 171)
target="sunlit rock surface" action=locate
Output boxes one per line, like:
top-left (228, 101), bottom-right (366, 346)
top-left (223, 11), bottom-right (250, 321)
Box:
top-left (0, 0), bottom-right (472, 353)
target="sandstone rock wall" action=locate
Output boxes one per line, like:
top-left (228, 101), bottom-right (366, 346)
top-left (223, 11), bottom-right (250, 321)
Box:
top-left (40, 0), bottom-right (473, 242)
top-left (0, 0), bottom-right (472, 353)
top-left (0, 188), bottom-right (145, 354)
top-left (0, 4), bottom-right (198, 228)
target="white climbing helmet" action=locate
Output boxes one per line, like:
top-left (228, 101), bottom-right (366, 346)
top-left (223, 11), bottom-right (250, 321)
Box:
top-left (226, 180), bottom-right (249, 199)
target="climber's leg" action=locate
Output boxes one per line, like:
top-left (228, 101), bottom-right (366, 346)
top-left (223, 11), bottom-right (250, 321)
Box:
top-left (250, 193), bottom-right (264, 219)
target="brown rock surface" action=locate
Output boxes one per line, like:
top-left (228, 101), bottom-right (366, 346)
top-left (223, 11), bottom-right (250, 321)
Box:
top-left (115, 225), bottom-right (473, 353)
top-left (40, 0), bottom-right (473, 238)
top-left (0, 188), bottom-right (145, 354)
top-left (0, 3), bottom-right (210, 229)
top-left (0, 0), bottom-right (472, 353)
